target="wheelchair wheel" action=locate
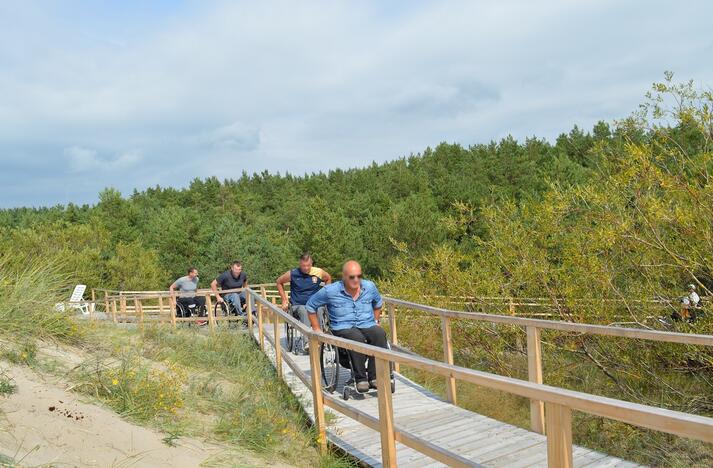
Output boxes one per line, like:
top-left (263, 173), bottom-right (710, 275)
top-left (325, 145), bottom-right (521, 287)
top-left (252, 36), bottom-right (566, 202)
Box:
top-left (175, 302), bottom-right (189, 318)
top-left (320, 342), bottom-right (340, 392)
top-left (215, 301), bottom-right (229, 317)
top-left (285, 321), bottom-right (294, 353)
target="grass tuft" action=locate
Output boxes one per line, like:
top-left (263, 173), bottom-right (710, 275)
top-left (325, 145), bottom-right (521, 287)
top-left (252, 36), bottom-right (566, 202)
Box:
top-left (0, 370), bottom-right (17, 396)
top-left (0, 341), bottom-right (38, 366)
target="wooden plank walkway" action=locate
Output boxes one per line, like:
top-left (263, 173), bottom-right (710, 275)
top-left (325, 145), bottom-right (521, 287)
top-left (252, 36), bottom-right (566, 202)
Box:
top-left (257, 323), bottom-right (644, 467)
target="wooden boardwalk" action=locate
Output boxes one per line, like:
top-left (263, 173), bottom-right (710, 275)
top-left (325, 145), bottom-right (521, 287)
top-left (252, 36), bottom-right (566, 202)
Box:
top-left (258, 323), bottom-right (642, 468)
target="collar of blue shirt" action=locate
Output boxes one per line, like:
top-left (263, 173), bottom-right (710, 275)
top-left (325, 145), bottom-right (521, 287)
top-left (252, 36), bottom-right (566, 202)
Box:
top-left (338, 280), bottom-right (366, 300)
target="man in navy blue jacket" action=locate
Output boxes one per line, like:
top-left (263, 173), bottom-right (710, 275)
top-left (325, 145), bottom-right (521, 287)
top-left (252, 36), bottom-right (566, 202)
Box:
top-left (276, 253), bottom-right (332, 354)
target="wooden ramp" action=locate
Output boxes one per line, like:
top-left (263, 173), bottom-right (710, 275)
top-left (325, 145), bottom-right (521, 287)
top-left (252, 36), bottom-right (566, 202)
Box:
top-left (258, 324), bottom-right (642, 468)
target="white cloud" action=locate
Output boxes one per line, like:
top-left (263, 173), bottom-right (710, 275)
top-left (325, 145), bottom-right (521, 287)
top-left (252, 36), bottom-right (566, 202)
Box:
top-left (192, 121), bottom-right (261, 150)
top-left (1, 0), bottom-right (713, 207)
top-left (65, 146), bottom-right (100, 172)
top-left (64, 146), bottom-right (142, 173)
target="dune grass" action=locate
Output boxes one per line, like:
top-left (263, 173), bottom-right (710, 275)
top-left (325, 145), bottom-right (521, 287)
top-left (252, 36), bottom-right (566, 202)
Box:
top-left (0, 257), bottom-right (85, 344)
top-left (72, 325), bottom-right (354, 467)
top-left (0, 371), bottom-right (16, 397)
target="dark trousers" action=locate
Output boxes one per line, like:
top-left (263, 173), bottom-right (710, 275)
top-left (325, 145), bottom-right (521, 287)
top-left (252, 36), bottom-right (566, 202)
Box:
top-left (177, 296), bottom-right (206, 317)
top-left (332, 326), bottom-right (388, 382)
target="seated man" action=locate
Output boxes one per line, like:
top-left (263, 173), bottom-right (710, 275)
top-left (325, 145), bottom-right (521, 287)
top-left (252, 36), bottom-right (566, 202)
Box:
top-left (276, 253), bottom-right (332, 354)
top-left (306, 260), bottom-right (389, 393)
top-left (212, 261), bottom-right (248, 314)
top-left (169, 267), bottom-right (206, 317)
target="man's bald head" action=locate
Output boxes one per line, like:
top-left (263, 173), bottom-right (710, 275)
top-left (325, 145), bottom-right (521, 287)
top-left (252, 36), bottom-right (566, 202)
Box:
top-left (342, 260), bottom-right (363, 289)
top-left (342, 260), bottom-right (361, 275)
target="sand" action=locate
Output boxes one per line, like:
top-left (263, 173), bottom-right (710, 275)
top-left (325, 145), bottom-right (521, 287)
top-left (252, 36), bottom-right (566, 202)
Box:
top-left (0, 363), bottom-right (282, 467)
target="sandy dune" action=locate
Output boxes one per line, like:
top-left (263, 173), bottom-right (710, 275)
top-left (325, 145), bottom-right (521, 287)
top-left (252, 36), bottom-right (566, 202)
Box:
top-left (0, 363), bottom-right (276, 467)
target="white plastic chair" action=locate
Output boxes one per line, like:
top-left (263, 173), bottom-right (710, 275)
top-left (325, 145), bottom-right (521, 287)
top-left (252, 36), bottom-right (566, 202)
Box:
top-left (55, 284), bottom-right (92, 315)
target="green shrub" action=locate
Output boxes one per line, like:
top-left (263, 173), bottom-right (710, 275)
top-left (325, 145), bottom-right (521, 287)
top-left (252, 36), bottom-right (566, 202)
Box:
top-left (73, 350), bottom-right (186, 422)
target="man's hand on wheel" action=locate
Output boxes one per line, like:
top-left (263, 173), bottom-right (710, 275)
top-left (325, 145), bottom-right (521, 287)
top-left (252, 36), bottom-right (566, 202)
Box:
top-left (281, 301), bottom-right (289, 311)
top-left (217, 296), bottom-right (224, 303)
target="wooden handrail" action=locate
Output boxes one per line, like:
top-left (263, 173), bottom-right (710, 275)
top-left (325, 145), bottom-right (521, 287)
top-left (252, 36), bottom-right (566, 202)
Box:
top-left (383, 297), bottom-right (713, 347)
top-left (99, 286), bottom-right (713, 467)
top-left (246, 289), bottom-right (713, 467)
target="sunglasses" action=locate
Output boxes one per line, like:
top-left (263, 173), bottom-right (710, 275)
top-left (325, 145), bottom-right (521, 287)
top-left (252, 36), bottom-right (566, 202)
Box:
top-left (347, 274), bottom-right (363, 280)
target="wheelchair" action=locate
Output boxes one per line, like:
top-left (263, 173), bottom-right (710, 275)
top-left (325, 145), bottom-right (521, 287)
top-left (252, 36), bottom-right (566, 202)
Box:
top-left (285, 308), bottom-right (297, 353)
top-left (175, 298), bottom-right (207, 322)
top-left (319, 317), bottom-right (396, 400)
top-left (285, 305), bottom-right (324, 354)
top-left (214, 297), bottom-right (244, 327)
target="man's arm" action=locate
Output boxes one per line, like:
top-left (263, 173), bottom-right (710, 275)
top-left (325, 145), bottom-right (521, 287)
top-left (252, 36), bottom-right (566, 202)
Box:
top-left (372, 284), bottom-right (384, 325)
top-left (211, 278), bottom-right (223, 303)
top-left (321, 269), bottom-right (332, 285)
top-left (308, 313), bottom-right (322, 332)
top-left (169, 281), bottom-right (177, 297)
top-left (373, 307), bottom-right (382, 324)
top-left (305, 287), bottom-right (329, 332)
top-left (275, 271), bottom-right (291, 310)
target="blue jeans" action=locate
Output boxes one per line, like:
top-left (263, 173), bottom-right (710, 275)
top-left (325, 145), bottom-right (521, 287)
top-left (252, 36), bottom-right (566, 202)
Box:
top-left (290, 305), bottom-right (325, 351)
top-left (224, 292), bottom-right (245, 315)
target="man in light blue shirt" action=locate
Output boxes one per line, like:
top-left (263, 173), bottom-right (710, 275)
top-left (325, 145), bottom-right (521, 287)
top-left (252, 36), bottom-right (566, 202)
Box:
top-left (306, 260), bottom-right (389, 392)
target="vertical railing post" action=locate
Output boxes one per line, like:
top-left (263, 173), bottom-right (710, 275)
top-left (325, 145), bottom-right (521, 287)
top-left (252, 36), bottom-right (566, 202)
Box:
top-left (270, 296), bottom-right (277, 326)
top-left (387, 303), bottom-right (399, 374)
top-left (260, 286), bottom-right (268, 325)
top-left (273, 309), bottom-right (282, 378)
top-left (308, 336), bottom-right (327, 454)
top-left (120, 294), bottom-right (127, 323)
top-left (157, 296), bottom-right (165, 324)
top-left (169, 295), bottom-right (177, 328)
top-left (258, 295), bottom-right (265, 351)
top-left (206, 292), bottom-right (215, 331)
top-left (441, 316), bottom-right (457, 405)
top-left (91, 288), bottom-right (96, 315)
top-left (111, 299), bottom-right (118, 324)
top-left (134, 297), bottom-right (144, 331)
top-left (246, 290), bottom-right (254, 333)
top-left (546, 402), bottom-right (572, 468)
top-left (527, 326), bottom-right (546, 434)
top-left (101, 291), bottom-right (109, 321)
top-left (376, 357), bottom-right (397, 467)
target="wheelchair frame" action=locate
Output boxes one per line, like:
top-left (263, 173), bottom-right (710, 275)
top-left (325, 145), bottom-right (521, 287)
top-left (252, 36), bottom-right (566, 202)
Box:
top-left (174, 298), bottom-right (208, 321)
top-left (318, 317), bottom-right (395, 400)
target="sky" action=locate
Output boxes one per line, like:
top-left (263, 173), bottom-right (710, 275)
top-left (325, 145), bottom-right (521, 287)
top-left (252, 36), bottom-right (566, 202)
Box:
top-left (1, 0), bottom-right (712, 208)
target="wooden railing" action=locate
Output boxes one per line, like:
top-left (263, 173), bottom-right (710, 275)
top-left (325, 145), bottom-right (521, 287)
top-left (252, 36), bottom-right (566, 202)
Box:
top-left (241, 289), bottom-right (713, 468)
top-left (88, 283), bottom-right (286, 327)
top-left (86, 285), bottom-right (713, 467)
top-left (243, 289), bottom-right (713, 467)
top-left (382, 297), bottom-right (713, 436)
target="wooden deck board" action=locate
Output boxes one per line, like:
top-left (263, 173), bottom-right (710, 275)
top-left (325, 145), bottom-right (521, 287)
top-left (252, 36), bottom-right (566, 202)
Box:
top-left (259, 324), bottom-right (644, 468)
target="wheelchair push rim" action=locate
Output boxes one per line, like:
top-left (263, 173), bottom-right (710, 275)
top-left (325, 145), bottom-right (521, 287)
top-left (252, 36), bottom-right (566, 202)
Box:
top-left (319, 342), bottom-right (340, 392)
